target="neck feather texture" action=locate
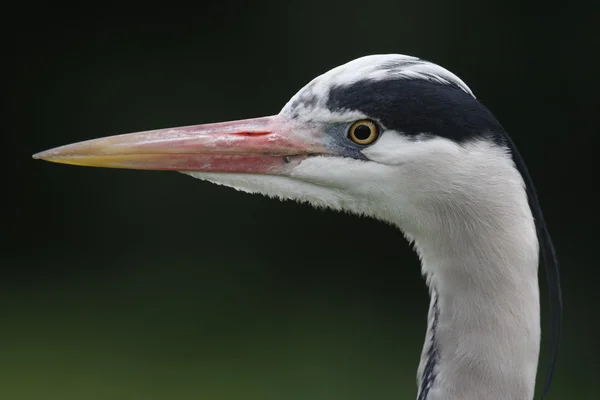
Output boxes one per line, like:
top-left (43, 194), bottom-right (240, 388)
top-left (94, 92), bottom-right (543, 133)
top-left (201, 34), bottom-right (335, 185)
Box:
top-left (408, 180), bottom-right (540, 400)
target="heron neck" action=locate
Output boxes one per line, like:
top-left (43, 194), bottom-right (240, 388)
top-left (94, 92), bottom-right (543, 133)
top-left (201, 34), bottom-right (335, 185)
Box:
top-left (407, 203), bottom-right (540, 400)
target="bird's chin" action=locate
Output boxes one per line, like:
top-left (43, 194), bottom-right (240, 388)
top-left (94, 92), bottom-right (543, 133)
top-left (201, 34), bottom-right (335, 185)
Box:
top-left (182, 159), bottom-right (352, 211)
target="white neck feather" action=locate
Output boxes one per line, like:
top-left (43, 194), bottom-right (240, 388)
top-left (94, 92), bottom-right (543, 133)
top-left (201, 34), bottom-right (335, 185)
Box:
top-left (409, 197), bottom-right (540, 400)
top-left (379, 139), bottom-right (541, 400)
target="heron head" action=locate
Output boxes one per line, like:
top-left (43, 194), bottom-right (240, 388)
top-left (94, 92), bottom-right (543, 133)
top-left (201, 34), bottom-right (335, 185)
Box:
top-left (33, 54), bottom-right (518, 231)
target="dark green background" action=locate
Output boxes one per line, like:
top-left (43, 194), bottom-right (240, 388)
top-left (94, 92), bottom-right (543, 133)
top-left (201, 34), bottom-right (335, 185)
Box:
top-left (5, 3), bottom-right (598, 399)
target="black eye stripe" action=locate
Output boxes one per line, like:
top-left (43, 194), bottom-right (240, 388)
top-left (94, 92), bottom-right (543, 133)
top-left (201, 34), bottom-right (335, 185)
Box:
top-left (327, 79), bottom-right (505, 146)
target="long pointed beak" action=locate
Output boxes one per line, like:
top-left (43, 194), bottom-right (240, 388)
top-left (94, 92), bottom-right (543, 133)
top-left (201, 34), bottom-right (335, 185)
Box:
top-left (33, 115), bottom-right (328, 175)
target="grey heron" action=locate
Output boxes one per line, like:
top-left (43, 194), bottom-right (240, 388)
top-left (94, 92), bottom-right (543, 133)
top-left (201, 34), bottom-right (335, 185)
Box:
top-left (33, 54), bottom-right (561, 400)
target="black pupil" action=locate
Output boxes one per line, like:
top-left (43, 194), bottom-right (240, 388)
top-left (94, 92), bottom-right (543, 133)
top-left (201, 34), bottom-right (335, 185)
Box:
top-left (354, 124), bottom-right (372, 141)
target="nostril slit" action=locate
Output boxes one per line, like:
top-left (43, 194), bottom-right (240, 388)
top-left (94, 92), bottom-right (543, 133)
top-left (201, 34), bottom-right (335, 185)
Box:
top-left (236, 131), bottom-right (271, 136)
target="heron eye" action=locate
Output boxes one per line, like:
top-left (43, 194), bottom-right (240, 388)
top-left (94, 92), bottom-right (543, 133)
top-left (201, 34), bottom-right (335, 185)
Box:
top-left (348, 120), bottom-right (379, 145)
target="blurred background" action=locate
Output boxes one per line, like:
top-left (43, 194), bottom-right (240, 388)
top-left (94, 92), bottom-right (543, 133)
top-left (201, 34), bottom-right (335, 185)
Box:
top-left (5, 2), bottom-right (598, 399)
